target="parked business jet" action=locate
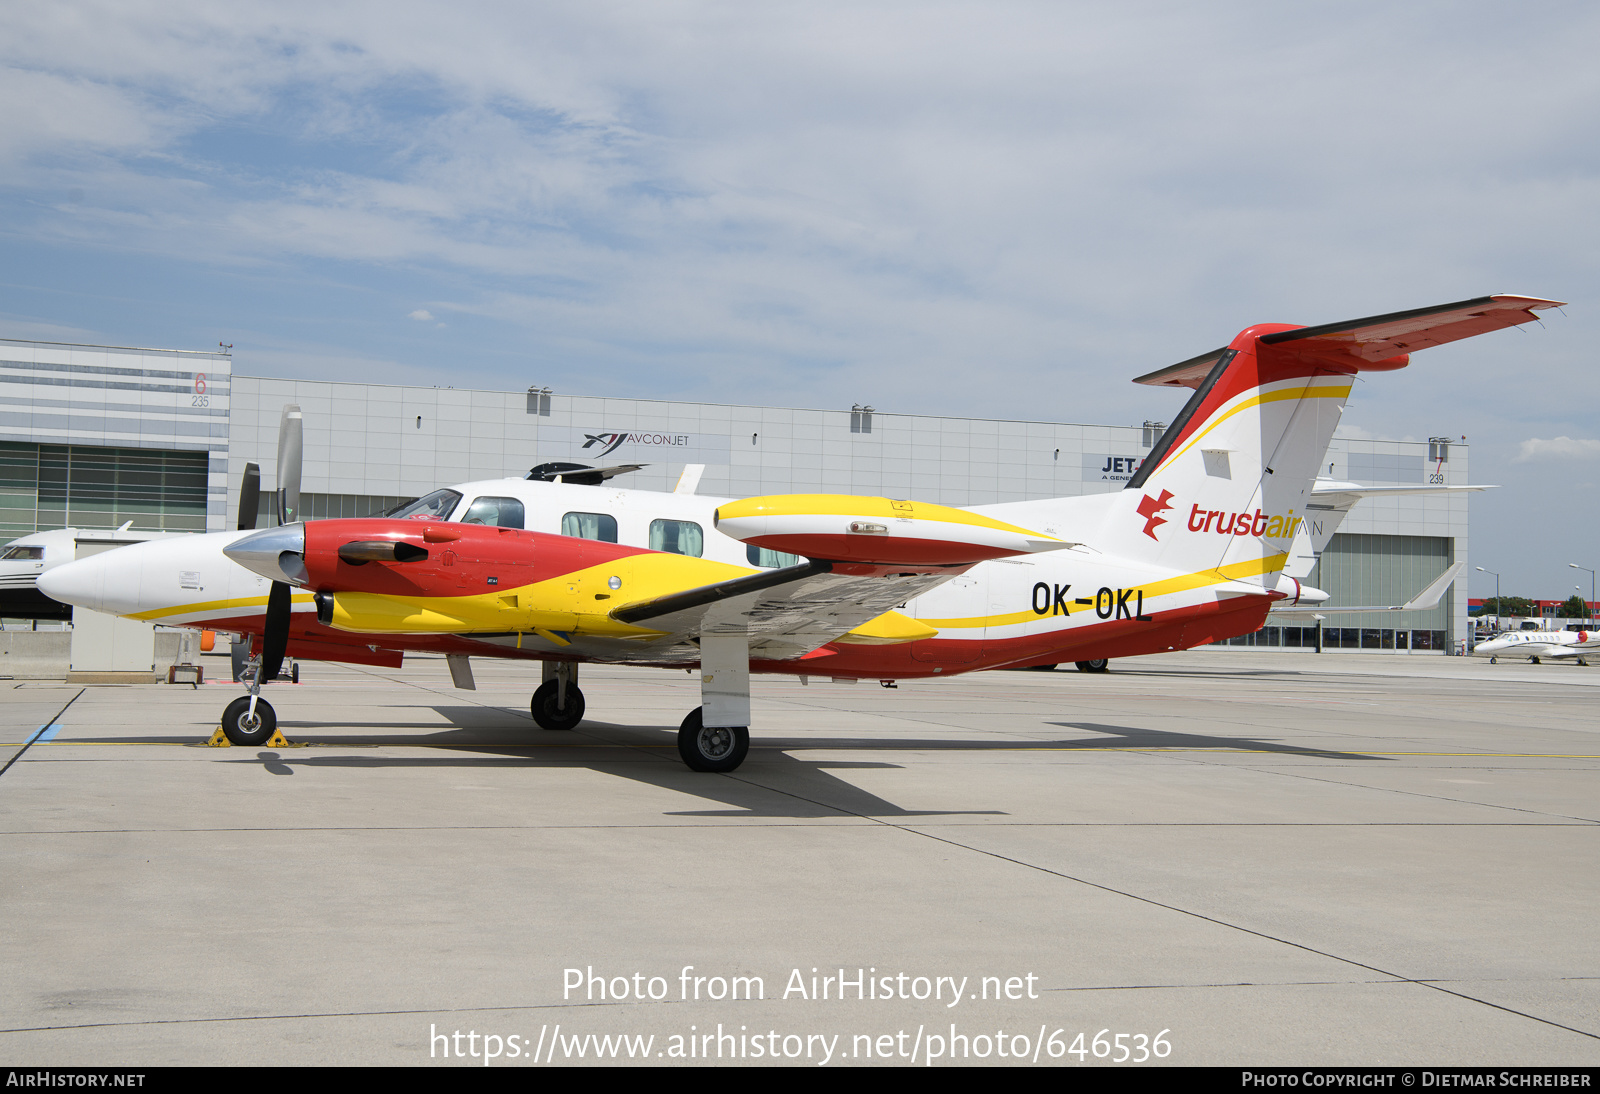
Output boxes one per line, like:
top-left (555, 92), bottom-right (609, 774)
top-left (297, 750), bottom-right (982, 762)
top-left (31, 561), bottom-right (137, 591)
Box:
top-left (1472, 629), bottom-right (1594, 665)
top-left (39, 295), bottom-right (1563, 770)
top-left (0, 524), bottom-right (182, 620)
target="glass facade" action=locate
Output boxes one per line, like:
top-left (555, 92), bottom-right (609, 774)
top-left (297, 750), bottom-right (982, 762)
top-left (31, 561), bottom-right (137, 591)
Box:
top-left (0, 441), bottom-right (209, 535)
top-left (1219, 625), bottom-right (1447, 651)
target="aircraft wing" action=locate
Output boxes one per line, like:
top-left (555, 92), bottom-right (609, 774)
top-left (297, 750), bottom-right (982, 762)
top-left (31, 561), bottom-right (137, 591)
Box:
top-left (1272, 562), bottom-right (1464, 614)
top-left (610, 560), bottom-right (948, 659)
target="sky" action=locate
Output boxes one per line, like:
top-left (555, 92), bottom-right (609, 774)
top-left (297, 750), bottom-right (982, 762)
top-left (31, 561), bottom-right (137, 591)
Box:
top-left (0, 1), bottom-right (1596, 599)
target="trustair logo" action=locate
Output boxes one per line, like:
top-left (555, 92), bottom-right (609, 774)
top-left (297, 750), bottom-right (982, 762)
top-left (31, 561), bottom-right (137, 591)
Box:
top-left (1135, 490), bottom-right (1175, 540)
top-left (1186, 503), bottom-right (1304, 539)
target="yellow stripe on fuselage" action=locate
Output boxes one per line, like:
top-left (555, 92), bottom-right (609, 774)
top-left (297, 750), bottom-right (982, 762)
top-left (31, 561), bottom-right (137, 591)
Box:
top-left (324, 551), bottom-right (933, 645)
top-left (919, 553), bottom-right (1289, 632)
top-left (130, 591), bottom-right (316, 622)
top-left (330, 553), bottom-right (753, 636)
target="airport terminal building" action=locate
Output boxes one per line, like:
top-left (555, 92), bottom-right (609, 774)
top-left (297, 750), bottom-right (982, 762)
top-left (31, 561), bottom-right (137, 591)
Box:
top-left (0, 337), bottom-right (1472, 653)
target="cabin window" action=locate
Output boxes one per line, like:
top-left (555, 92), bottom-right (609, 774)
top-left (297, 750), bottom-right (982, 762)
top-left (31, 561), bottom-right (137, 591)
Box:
top-left (461, 496), bottom-right (526, 528)
top-left (562, 512), bottom-right (618, 543)
top-left (390, 489), bottom-right (462, 520)
top-left (746, 545), bottom-right (800, 568)
top-left (650, 519), bottom-right (703, 557)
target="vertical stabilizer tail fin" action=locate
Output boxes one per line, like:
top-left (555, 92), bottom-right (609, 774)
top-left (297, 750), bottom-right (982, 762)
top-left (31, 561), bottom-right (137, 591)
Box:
top-left (1103, 295), bottom-right (1560, 582)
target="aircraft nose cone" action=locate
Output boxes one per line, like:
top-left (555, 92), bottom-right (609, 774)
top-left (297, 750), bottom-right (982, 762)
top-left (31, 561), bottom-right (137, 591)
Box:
top-left (223, 523), bottom-right (308, 585)
top-left (38, 556), bottom-right (103, 610)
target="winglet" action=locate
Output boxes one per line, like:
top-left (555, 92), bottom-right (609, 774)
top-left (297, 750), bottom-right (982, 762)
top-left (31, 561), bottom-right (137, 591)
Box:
top-left (1402, 561), bottom-right (1465, 611)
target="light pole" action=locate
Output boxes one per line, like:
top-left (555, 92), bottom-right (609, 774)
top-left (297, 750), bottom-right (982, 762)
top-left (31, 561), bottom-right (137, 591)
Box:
top-left (1476, 566), bottom-right (1501, 631)
top-left (1572, 563), bottom-right (1596, 626)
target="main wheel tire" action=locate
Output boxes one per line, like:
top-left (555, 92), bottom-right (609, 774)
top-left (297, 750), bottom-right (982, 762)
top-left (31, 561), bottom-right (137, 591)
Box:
top-left (221, 696), bottom-right (276, 746)
top-left (1490, 656), bottom-right (1497, 663)
top-left (677, 707), bottom-right (749, 773)
top-left (1531, 657), bottom-right (1541, 665)
top-left (290, 662), bottom-right (300, 684)
top-left (1075, 659), bottom-right (1109, 673)
top-left (531, 680), bottom-right (586, 731)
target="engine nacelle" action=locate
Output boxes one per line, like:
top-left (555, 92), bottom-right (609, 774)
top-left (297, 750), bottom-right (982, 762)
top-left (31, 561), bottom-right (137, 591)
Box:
top-left (714, 494), bottom-right (1066, 567)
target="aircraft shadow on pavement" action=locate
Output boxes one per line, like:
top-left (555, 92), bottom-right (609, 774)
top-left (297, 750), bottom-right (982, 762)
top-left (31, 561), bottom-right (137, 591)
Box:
top-left (230, 739), bottom-right (1001, 820)
top-left (1045, 721), bottom-right (1387, 761)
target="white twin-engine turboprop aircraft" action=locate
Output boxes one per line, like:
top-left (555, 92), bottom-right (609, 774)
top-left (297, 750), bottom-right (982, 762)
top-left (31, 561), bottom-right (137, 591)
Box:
top-left (39, 295), bottom-right (1562, 771)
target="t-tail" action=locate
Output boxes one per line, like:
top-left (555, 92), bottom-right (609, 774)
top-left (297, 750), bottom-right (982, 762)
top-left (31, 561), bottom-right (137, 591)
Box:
top-left (1101, 295), bottom-right (1562, 582)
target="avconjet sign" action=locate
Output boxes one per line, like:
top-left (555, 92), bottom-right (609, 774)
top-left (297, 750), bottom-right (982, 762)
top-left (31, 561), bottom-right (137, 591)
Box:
top-left (535, 426), bottom-right (733, 464)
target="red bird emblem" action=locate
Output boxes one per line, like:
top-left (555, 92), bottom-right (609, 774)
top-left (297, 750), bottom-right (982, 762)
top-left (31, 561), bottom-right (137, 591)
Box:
top-left (1136, 490), bottom-right (1175, 540)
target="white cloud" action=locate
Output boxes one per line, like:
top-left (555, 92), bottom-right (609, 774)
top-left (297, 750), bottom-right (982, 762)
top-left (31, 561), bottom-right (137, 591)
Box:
top-left (407, 309), bottom-right (433, 321)
top-left (1514, 437), bottom-right (1600, 462)
top-left (0, 3), bottom-right (1594, 428)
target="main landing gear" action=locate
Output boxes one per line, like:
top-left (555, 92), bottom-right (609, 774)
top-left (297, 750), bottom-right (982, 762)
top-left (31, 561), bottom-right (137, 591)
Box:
top-left (677, 708), bottom-right (749, 772)
top-left (1075, 659), bottom-right (1110, 673)
top-left (531, 661), bottom-right (585, 731)
top-left (528, 641), bottom-right (756, 771)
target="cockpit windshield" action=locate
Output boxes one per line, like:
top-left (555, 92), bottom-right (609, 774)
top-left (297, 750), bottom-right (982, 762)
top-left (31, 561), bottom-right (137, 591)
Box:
top-left (0, 545), bottom-right (43, 560)
top-left (387, 489), bottom-right (463, 520)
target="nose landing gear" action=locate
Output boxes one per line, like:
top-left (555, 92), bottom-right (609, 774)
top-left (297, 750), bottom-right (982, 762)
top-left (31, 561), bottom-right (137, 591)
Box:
top-left (220, 652), bottom-right (277, 746)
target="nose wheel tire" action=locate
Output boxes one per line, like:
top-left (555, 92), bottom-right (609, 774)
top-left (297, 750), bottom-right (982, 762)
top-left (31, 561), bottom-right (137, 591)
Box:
top-left (1075, 659), bottom-right (1109, 673)
top-left (221, 696), bottom-right (277, 746)
top-left (531, 680), bottom-right (586, 731)
top-left (677, 708), bottom-right (749, 772)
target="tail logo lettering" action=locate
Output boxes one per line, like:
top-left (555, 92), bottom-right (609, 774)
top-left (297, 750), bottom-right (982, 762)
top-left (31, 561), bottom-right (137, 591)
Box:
top-left (1186, 503), bottom-right (1302, 540)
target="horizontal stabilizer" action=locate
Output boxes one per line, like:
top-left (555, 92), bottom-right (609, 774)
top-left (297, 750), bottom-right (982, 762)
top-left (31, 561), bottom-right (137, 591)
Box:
top-left (1311, 480), bottom-right (1495, 499)
top-left (1273, 562), bottom-right (1464, 614)
top-left (1136, 295), bottom-right (1565, 388)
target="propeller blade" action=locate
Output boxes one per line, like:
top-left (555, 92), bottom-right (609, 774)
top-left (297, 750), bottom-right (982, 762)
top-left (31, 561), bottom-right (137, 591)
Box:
top-left (260, 580), bottom-right (291, 683)
top-left (237, 463), bottom-right (260, 530)
top-left (276, 405), bottom-right (303, 526)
